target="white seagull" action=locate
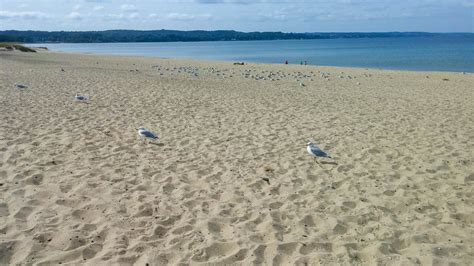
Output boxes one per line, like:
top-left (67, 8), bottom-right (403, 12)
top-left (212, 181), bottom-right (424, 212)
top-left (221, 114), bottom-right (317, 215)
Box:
top-left (74, 93), bottom-right (87, 102)
top-left (307, 141), bottom-right (332, 163)
top-left (137, 127), bottom-right (159, 142)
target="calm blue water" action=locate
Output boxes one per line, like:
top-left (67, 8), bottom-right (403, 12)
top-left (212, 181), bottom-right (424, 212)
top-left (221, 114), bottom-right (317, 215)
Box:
top-left (30, 36), bottom-right (474, 72)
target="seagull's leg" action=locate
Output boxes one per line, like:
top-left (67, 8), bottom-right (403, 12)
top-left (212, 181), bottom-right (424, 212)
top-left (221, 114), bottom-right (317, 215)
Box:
top-left (314, 158), bottom-right (320, 165)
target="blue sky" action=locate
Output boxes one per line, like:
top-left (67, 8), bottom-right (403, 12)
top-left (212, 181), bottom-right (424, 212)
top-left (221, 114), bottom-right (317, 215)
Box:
top-left (0, 0), bottom-right (472, 32)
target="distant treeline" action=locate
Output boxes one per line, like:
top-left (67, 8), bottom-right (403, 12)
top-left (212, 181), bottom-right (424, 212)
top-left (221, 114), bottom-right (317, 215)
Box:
top-left (0, 30), bottom-right (471, 43)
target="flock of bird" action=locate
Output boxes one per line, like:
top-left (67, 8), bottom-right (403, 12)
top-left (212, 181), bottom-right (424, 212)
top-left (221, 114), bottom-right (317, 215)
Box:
top-left (13, 63), bottom-right (334, 163)
top-left (151, 64), bottom-right (362, 87)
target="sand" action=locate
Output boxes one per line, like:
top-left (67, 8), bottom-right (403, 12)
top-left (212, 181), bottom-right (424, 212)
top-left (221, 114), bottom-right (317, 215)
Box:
top-left (0, 50), bottom-right (473, 265)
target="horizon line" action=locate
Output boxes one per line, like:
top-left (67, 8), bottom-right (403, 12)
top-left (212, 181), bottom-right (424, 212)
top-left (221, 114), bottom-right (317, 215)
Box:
top-left (1, 29), bottom-right (473, 34)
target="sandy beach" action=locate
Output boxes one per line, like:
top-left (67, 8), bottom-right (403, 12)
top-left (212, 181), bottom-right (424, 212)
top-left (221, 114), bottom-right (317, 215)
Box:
top-left (0, 50), bottom-right (473, 265)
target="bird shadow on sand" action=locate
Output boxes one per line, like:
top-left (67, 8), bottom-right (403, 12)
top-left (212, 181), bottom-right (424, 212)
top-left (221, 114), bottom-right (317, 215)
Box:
top-left (150, 142), bottom-right (165, 147)
top-left (321, 161), bottom-right (338, 166)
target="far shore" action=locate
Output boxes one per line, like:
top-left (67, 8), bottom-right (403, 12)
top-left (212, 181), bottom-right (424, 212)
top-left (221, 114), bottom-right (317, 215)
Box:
top-left (5, 47), bottom-right (474, 74)
top-left (12, 35), bottom-right (473, 74)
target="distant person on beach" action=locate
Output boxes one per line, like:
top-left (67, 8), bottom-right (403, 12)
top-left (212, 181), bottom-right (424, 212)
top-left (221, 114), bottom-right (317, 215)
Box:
top-left (285, 60), bottom-right (288, 64)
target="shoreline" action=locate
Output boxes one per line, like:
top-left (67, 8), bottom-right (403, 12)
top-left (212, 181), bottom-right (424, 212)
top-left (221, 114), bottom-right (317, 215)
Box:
top-left (1, 50), bottom-right (473, 265)
top-left (8, 49), bottom-right (474, 75)
top-left (20, 39), bottom-right (474, 73)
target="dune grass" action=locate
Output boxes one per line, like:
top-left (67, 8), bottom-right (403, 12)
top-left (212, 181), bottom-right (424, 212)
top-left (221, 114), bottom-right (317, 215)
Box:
top-left (0, 43), bottom-right (37, 52)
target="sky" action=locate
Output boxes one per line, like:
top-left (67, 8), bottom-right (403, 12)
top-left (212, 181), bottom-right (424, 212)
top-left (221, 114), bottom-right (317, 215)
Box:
top-left (0, 0), bottom-right (473, 32)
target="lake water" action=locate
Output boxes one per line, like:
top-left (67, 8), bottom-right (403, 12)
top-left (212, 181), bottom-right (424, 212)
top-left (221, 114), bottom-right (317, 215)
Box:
top-left (30, 36), bottom-right (474, 72)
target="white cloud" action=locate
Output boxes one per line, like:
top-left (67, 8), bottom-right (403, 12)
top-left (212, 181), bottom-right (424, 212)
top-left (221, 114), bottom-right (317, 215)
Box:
top-left (0, 11), bottom-right (49, 20)
top-left (73, 4), bottom-right (82, 11)
top-left (165, 13), bottom-right (212, 20)
top-left (147, 12), bottom-right (213, 21)
top-left (106, 13), bottom-right (126, 19)
top-left (128, 12), bottom-right (139, 19)
top-left (67, 12), bottom-right (83, 20)
top-left (93, 5), bottom-right (105, 11)
top-left (196, 0), bottom-right (256, 3)
top-left (257, 9), bottom-right (288, 21)
top-left (120, 4), bottom-right (138, 12)
top-left (106, 12), bottom-right (140, 20)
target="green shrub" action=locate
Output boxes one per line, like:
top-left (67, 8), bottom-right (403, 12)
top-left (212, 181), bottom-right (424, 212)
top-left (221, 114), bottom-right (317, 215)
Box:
top-left (0, 43), bottom-right (37, 52)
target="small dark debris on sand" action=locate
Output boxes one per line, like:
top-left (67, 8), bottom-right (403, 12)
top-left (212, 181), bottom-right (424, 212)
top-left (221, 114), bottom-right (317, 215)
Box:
top-left (15, 83), bottom-right (28, 89)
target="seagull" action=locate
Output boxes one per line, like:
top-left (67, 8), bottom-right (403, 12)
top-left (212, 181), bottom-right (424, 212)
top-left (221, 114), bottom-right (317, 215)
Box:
top-left (74, 93), bottom-right (87, 102)
top-left (137, 127), bottom-right (159, 142)
top-left (15, 83), bottom-right (28, 89)
top-left (307, 141), bottom-right (332, 163)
